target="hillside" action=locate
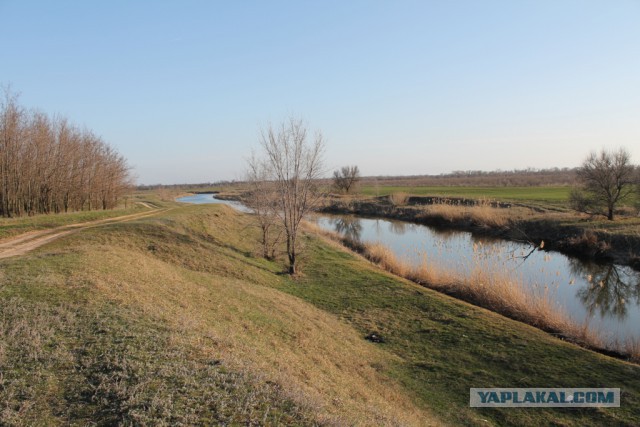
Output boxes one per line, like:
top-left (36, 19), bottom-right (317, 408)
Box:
top-left (1, 204), bottom-right (639, 425)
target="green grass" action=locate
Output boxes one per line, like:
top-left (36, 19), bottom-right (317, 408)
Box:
top-left (0, 191), bottom-right (178, 240)
top-left (361, 185), bottom-right (572, 204)
top-left (0, 260), bottom-right (311, 425)
top-left (359, 185), bottom-right (640, 212)
top-left (0, 190), bottom-right (170, 240)
top-left (1, 204), bottom-right (639, 425)
top-left (0, 205), bottom-right (431, 425)
top-left (0, 207), bottom-right (144, 239)
top-left (274, 235), bottom-right (640, 426)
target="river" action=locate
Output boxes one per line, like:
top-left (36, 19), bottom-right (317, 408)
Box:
top-left (178, 193), bottom-right (640, 345)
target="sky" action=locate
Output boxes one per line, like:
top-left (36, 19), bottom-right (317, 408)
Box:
top-left (1, 1), bottom-right (639, 185)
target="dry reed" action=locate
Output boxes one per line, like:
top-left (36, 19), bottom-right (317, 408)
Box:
top-left (308, 222), bottom-right (632, 360)
top-left (388, 192), bottom-right (409, 206)
top-left (423, 201), bottom-right (510, 228)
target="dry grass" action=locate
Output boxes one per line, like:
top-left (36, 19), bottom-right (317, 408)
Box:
top-left (59, 209), bottom-right (436, 426)
top-left (0, 298), bottom-right (77, 424)
top-left (422, 201), bottom-right (511, 228)
top-left (0, 206), bottom-right (438, 426)
top-left (567, 230), bottom-right (612, 254)
top-left (624, 338), bottom-right (640, 364)
top-left (310, 224), bottom-right (618, 359)
top-left (388, 192), bottom-right (409, 206)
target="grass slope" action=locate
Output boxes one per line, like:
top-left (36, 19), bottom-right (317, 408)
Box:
top-left (278, 238), bottom-right (640, 426)
top-left (1, 204), bottom-right (639, 426)
top-left (0, 191), bottom-right (166, 240)
top-left (0, 205), bottom-right (431, 426)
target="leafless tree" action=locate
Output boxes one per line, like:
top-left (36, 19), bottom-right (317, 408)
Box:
top-left (571, 148), bottom-right (636, 220)
top-left (254, 118), bottom-right (325, 274)
top-left (245, 153), bottom-right (281, 259)
top-left (0, 86), bottom-right (132, 217)
top-left (333, 165), bottom-right (360, 193)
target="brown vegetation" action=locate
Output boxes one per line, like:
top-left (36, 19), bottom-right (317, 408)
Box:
top-left (388, 192), bottom-right (409, 206)
top-left (362, 167), bottom-right (578, 187)
top-left (307, 224), bottom-right (639, 362)
top-left (570, 147), bottom-right (638, 220)
top-left (319, 195), bottom-right (640, 270)
top-left (421, 200), bottom-right (511, 228)
top-left (245, 153), bottom-right (281, 259)
top-left (333, 165), bottom-right (361, 193)
top-left (249, 117), bottom-right (325, 274)
top-left (0, 87), bottom-right (131, 217)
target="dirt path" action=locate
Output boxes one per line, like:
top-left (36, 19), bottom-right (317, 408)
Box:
top-left (137, 201), bottom-right (159, 209)
top-left (0, 208), bottom-right (167, 260)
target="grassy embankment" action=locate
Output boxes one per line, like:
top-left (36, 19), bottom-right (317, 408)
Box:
top-left (1, 204), bottom-right (639, 425)
top-left (0, 191), bottom-right (168, 240)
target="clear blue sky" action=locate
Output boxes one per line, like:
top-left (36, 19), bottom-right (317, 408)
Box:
top-left (1, 1), bottom-right (638, 185)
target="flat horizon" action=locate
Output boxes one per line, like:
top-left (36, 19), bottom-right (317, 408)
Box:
top-left (1, 1), bottom-right (638, 185)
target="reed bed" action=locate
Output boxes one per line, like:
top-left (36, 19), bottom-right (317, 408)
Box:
top-left (422, 200), bottom-right (511, 228)
top-left (388, 192), bottom-right (409, 206)
top-left (306, 221), bottom-right (637, 362)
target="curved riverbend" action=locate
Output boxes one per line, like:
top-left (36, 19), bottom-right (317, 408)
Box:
top-left (179, 193), bottom-right (640, 347)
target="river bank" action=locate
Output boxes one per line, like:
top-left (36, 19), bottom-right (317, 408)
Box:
top-left (188, 192), bottom-right (640, 361)
top-left (317, 196), bottom-right (640, 271)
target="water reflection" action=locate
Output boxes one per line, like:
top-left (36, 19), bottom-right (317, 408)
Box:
top-left (328, 217), bottom-right (363, 241)
top-left (571, 260), bottom-right (640, 321)
top-left (388, 220), bottom-right (408, 235)
top-left (314, 212), bottom-right (640, 342)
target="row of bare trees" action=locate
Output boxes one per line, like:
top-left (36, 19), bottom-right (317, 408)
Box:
top-left (363, 168), bottom-right (578, 188)
top-left (0, 88), bottom-right (131, 217)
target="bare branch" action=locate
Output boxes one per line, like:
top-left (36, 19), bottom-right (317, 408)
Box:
top-left (249, 117), bottom-right (326, 274)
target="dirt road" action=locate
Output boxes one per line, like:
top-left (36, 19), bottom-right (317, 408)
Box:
top-left (0, 207), bottom-right (166, 260)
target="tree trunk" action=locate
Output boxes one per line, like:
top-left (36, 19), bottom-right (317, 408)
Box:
top-left (262, 226), bottom-right (270, 259)
top-left (287, 234), bottom-right (296, 274)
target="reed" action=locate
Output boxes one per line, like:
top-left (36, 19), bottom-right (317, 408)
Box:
top-left (308, 222), bottom-right (633, 361)
top-left (388, 192), bottom-right (409, 206)
top-left (365, 242), bottom-right (613, 352)
top-left (423, 200), bottom-right (510, 228)
top-left (625, 338), bottom-right (640, 364)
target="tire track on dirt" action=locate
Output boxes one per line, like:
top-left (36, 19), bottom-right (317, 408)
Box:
top-left (0, 208), bottom-right (168, 259)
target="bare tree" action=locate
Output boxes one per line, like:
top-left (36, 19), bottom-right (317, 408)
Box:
top-left (254, 118), bottom-right (325, 274)
top-left (0, 86), bottom-right (132, 217)
top-left (571, 148), bottom-right (636, 220)
top-left (245, 153), bottom-right (281, 259)
top-left (333, 165), bottom-right (360, 193)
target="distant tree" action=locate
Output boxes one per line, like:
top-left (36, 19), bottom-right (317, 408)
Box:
top-left (570, 148), bottom-right (636, 220)
top-left (250, 117), bottom-right (325, 274)
top-left (333, 165), bottom-right (360, 193)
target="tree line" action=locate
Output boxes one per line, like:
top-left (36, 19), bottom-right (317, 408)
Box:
top-left (362, 168), bottom-right (578, 188)
top-left (0, 88), bottom-right (131, 217)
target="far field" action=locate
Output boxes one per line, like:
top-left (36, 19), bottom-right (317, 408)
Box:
top-left (359, 185), bottom-right (572, 205)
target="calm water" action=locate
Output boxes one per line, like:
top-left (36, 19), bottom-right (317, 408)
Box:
top-left (176, 193), bottom-right (252, 212)
top-left (179, 193), bottom-right (640, 344)
top-left (313, 214), bottom-right (640, 344)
